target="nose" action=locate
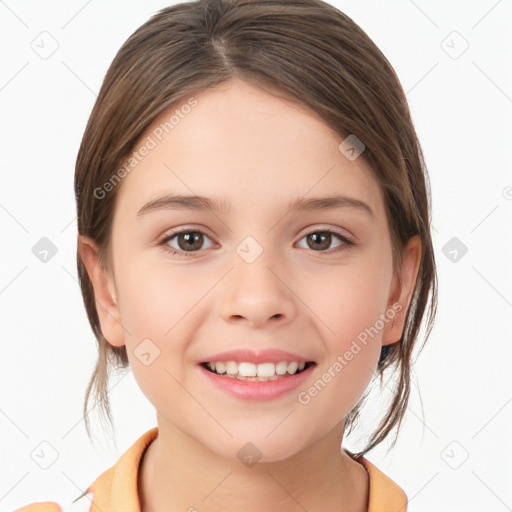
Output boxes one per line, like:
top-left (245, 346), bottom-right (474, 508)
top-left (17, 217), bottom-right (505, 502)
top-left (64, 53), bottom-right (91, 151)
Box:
top-left (219, 249), bottom-right (297, 328)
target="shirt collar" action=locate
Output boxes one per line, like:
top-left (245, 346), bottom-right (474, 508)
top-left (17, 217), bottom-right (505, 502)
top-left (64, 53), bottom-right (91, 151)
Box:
top-left (87, 427), bottom-right (407, 511)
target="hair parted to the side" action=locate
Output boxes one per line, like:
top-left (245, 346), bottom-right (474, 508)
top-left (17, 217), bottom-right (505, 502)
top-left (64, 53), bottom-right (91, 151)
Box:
top-left (75, 0), bottom-right (437, 458)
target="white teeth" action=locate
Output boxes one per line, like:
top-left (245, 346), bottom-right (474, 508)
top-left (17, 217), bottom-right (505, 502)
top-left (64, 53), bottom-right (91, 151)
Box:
top-left (256, 362), bottom-right (275, 378)
top-left (275, 361), bottom-right (288, 375)
top-left (226, 361), bottom-right (238, 375)
top-left (287, 362), bottom-right (299, 374)
top-left (205, 360), bottom-right (310, 378)
top-left (238, 362), bottom-right (257, 377)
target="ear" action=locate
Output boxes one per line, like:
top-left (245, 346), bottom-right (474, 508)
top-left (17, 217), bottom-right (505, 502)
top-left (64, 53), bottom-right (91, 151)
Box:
top-left (77, 235), bottom-right (126, 348)
top-left (381, 235), bottom-right (422, 346)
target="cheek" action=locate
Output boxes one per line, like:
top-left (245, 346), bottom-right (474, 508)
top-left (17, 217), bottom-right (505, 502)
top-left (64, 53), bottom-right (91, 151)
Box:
top-left (296, 267), bottom-right (390, 423)
top-left (303, 252), bottom-right (393, 343)
top-left (295, 247), bottom-right (393, 404)
top-left (117, 265), bottom-right (199, 414)
top-left (118, 256), bottom-right (202, 336)
top-left (114, 262), bottom-right (195, 383)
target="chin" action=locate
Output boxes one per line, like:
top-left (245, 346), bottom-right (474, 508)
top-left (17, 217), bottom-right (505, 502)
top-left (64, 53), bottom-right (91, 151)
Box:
top-left (211, 427), bottom-right (310, 465)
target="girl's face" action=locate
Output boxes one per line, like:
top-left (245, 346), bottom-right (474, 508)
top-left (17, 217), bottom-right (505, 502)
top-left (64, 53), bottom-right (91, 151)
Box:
top-left (81, 78), bottom-right (420, 461)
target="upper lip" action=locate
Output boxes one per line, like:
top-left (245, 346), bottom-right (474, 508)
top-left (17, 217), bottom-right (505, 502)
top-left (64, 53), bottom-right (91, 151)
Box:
top-left (199, 348), bottom-right (315, 365)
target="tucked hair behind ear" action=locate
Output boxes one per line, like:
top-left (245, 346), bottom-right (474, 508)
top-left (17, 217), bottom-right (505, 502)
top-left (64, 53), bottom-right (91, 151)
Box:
top-left (75, 0), bottom-right (437, 457)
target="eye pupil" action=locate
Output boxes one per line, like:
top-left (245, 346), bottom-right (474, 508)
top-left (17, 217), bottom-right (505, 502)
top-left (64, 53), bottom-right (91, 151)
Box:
top-left (307, 232), bottom-right (331, 251)
top-left (179, 232), bottom-right (203, 251)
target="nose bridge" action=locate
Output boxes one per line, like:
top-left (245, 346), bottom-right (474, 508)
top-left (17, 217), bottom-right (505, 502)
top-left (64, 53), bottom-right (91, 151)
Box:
top-left (220, 234), bottom-right (296, 325)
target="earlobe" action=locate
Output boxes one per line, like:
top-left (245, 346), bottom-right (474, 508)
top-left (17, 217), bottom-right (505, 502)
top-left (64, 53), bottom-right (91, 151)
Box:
top-left (382, 235), bottom-right (422, 346)
top-left (77, 235), bottom-right (125, 348)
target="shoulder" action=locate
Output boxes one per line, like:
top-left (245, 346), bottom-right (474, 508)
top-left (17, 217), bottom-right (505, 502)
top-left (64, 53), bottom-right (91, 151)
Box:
top-left (13, 428), bottom-right (158, 512)
top-left (343, 448), bottom-right (408, 512)
top-left (13, 492), bottom-right (92, 512)
top-left (358, 457), bottom-right (408, 512)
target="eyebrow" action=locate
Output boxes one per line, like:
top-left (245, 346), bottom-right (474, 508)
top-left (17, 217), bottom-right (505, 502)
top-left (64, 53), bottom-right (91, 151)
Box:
top-left (137, 193), bottom-right (374, 218)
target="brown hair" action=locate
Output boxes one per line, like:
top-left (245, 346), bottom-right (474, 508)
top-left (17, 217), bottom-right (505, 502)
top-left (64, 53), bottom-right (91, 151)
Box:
top-left (75, 0), bottom-right (437, 457)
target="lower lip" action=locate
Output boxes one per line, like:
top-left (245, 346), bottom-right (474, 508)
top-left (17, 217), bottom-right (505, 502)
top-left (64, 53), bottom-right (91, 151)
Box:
top-left (198, 364), bottom-right (315, 401)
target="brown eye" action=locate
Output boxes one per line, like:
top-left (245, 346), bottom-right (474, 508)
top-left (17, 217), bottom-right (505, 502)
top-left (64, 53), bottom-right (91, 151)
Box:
top-left (297, 229), bottom-right (354, 254)
top-left (160, 229), bottom-right (215, 256)
top-left (306, 232), bottom-right (332, 251)
top-left (176, 231), bottom-right (204, 251)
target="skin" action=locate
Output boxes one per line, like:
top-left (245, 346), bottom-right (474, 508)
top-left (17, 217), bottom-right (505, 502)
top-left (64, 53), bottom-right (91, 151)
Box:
top-left (79, 78), bottom-right (421, 512)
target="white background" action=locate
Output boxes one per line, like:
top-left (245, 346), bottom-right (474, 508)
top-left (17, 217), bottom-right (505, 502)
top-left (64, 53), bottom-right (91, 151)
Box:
top-left (1, 1), bottom-right (511, 510)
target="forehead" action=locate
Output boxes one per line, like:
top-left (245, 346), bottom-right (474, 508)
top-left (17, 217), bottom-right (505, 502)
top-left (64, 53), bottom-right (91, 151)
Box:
top-left (113, 79), bottom-right (384, 219)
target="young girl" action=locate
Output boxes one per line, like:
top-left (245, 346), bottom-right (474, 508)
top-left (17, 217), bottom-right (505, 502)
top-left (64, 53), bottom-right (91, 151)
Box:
top-left (16, 0), bottom-right (437, 510)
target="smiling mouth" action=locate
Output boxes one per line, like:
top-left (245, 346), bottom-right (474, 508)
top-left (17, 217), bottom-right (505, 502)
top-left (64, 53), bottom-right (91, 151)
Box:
top-left (200, 361), bottom-right (316, 382)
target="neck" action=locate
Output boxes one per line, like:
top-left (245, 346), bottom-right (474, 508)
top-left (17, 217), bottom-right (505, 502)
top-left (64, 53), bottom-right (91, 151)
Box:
top-left (138, 416), bottom-right (369, 512)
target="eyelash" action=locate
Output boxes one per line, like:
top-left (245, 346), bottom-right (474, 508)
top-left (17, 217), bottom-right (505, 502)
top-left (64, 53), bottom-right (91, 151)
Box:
top-left (157, 227), bottom-right (355, 258)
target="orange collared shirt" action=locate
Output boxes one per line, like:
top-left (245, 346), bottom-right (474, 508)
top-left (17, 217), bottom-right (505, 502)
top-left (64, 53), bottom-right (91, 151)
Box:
top-left (14, 427), bottom-right (408, 512)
